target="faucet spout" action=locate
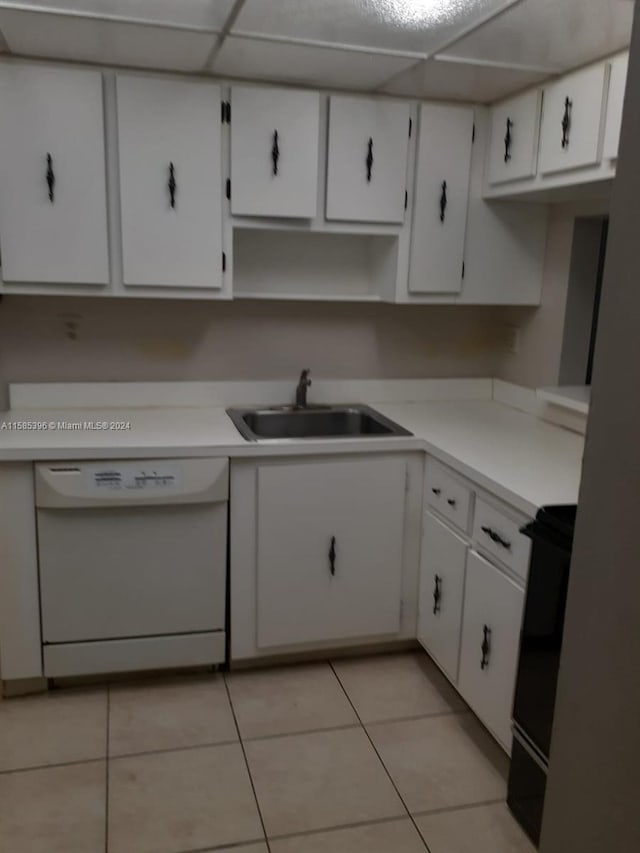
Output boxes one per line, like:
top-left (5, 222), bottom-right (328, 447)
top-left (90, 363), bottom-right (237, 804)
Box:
top-left (295, 369), bottom-right (312, 408)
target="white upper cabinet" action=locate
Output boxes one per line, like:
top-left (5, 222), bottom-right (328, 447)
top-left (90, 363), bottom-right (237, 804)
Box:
top-left (409, 104), bottom-right (474, 294)
top-left (326, 95), bottom-right (410, 223)
top-left (255, 457), bottom-right (406, 649)
top-left (538, 63), bottom-right (608, 175)
top-left (116, 74), bottom-right (223, 289)
top-left (603, 52), bottom-right (629, 161)
top-left (230, 86), bottom-right (320, 218)
top-left (487, 90), bottom-right (542, 185)
top-left (0, 64), bottom-right (109, 284)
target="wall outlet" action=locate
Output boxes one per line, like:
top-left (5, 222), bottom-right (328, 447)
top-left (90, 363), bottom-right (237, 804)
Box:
top-left (505, 325), bottom-right (521, 354)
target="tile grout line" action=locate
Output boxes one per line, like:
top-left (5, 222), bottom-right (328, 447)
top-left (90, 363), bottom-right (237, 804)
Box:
top-left (222, 671), bottom-right (272, 853)
top-left (411, 796), bottom-right (507, 819)
top-left (328, 660), bottom-right (434, 853)
top-left (105, 685), bottom-right (110, 853)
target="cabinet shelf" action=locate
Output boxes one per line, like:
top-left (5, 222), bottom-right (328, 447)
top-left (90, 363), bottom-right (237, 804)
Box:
top-left (233, 228), bottom-right (399, 301)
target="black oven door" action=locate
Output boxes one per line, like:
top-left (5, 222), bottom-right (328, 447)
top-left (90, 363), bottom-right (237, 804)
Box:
top-left (513, 507), bottom-right (575, 757)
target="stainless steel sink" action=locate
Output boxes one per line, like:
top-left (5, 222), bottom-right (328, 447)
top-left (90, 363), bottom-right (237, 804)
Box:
top-left (227, 404), bottom-right (412, 441)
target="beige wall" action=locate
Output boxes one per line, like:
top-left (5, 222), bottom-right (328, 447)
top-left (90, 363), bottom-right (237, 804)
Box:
top-left (0, 296), bottom-right (510, 394)
top-left (0, 201), bottom-right (603, 397)
top-left (499, 210), bottom-right (574, 388)
top-left (541, 9), bottom-right (640, 851)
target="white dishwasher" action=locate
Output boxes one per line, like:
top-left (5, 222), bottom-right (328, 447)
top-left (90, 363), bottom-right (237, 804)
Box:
top-left (35, 458), bottom-right (228, 678)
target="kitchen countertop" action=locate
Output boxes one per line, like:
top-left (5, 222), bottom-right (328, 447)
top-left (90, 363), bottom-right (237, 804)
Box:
top-left (0, 397), bottom-right (584, 517)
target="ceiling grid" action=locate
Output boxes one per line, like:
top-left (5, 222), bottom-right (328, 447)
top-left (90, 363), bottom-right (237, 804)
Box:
top-left (0, 0), bottom-right (633, 101)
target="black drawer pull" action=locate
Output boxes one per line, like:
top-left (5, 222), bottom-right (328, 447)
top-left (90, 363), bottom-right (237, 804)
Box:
top-left (433, 574), bottom-right (441, 615)
top-left (439, 180), bottom-right (448, 222)
top-left (168, 162), bottom-right (177, 209)
top-left (46, 153), bottom-right (55, 203)
top-left (481, 624), bottom-right (491, 670)
top-left (504, 117), bottom-right (513, 162)
top-left (447, 498), bottom-right (457, 508)
top-left (272, 130), bottom-right (280, 176)
top-left (366, 137), bottom-right (374, 182)
top-left (481, 525), bottom-right (511, 551)
top-left (561, 97), bottom-right (572, 149)
top-left (328, 535), bottom-right (336, 576)
top-left (431, 487), bottom-right (441, 496)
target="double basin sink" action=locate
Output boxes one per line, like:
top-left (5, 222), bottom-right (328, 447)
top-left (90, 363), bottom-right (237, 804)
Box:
top-left (227, 403), bottom-right (412, 441)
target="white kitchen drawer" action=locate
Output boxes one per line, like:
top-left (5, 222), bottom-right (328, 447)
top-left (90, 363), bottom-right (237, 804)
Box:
top-left (472, 498), bottom-right (531, 582)
top-left (425, 459), bottom-right (472, 533)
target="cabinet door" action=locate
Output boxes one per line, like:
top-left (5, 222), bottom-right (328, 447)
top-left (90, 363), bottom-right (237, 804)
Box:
top-left (230, 86), bottom-right (320, 218)
top-left (418, 512), bottom-right (467, 683)
top-left (326, 96), bottom-right (410, 223)
top-left (458, 550), bottom-right (524, 750)
top-left (409, 104), bottom-right (474, 294)
top-left (603, 52), bottom-right (629, 161)
top-left (256, 458), bottom-right (406, 649)
top-left (116, 75), bottom-right (222, 289)
top-left (488, 90), bottom-right (541, 185)
top-left (0, 64), bottom-right (109, 284)
top-left (538, 64), bottom-right (608, 175)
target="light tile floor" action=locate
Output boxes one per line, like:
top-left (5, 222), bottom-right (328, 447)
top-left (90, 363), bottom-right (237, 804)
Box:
top-left (0, 652), bottom-right (535, 853)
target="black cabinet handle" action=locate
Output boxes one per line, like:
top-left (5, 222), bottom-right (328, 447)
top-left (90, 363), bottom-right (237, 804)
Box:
top-left (481, 624), bottom-right (491, 670)
top-left (46, 153), bottom-right (55, 203)
top-left (439, 180), bottom-right (448, 222)
top-left (431, 487), bottom-right (441, 496)
top-left (168, 162), bottom-right (177, 209)
top-left (366, 137), bottom-right (374, 182)
top-left (433, 574), bottom-right (442, 615)
top-left (272, 130), bottom-right (280, 176)
top-left (561, 97), bottom-right (572, 149)
top-left (447, 498), bottom-right (457, 508)
top-left (504, 117), bottom-right (513, 163)
top-left (481, 525), bottom-right (512, 551)
top-left (329, 535), bottom-right (336, 576)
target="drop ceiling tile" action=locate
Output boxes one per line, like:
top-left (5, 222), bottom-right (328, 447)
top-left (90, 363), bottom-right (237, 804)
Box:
top-left (441, 0), bottom-right (633, 72)
top-left (233, 0), bottom-right (521, 56)
top-left (212, 35), bottom-right (420, 90)
top-left (0, 0), bottom-right (236, 30)
top-left (0, 9), bottom-right (218, 71)
top-left (381, 57), bottom-right (549, 103)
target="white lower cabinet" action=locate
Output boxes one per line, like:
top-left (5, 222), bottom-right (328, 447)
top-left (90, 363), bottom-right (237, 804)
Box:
top-left (458, 550), bottom-right (524, 750)
top-left (418, 512), bottom-right (467, 682)
top-left (255, 457), bottom-right (407, 649)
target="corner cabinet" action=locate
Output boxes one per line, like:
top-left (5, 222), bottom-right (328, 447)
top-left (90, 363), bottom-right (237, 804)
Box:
top-left (0, 64), bottom-right (109, 284)
top-left (116, 74), bottom-right (223, 290)
top-left (408, 103), bottom-right (474, 294)
top-left (230, 86), bottom-right (321, 218)
top-left (326, 95), bottom-right (411, 223)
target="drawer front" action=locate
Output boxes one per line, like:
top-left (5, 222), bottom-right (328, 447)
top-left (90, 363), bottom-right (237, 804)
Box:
top-left (425, 460), bottom-right (472, 533)
top-left (473, 498), bottom-right (531, 582)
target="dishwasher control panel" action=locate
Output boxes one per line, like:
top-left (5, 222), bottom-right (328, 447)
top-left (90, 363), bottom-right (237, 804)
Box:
top-left (35, 458), bottom-right (229, 508)
top-left (87, 464), bottom-right (181, 492)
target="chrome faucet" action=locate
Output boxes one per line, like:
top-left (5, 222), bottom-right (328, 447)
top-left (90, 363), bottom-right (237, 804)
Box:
top-left (295, 369), bottom-right (312, 408)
